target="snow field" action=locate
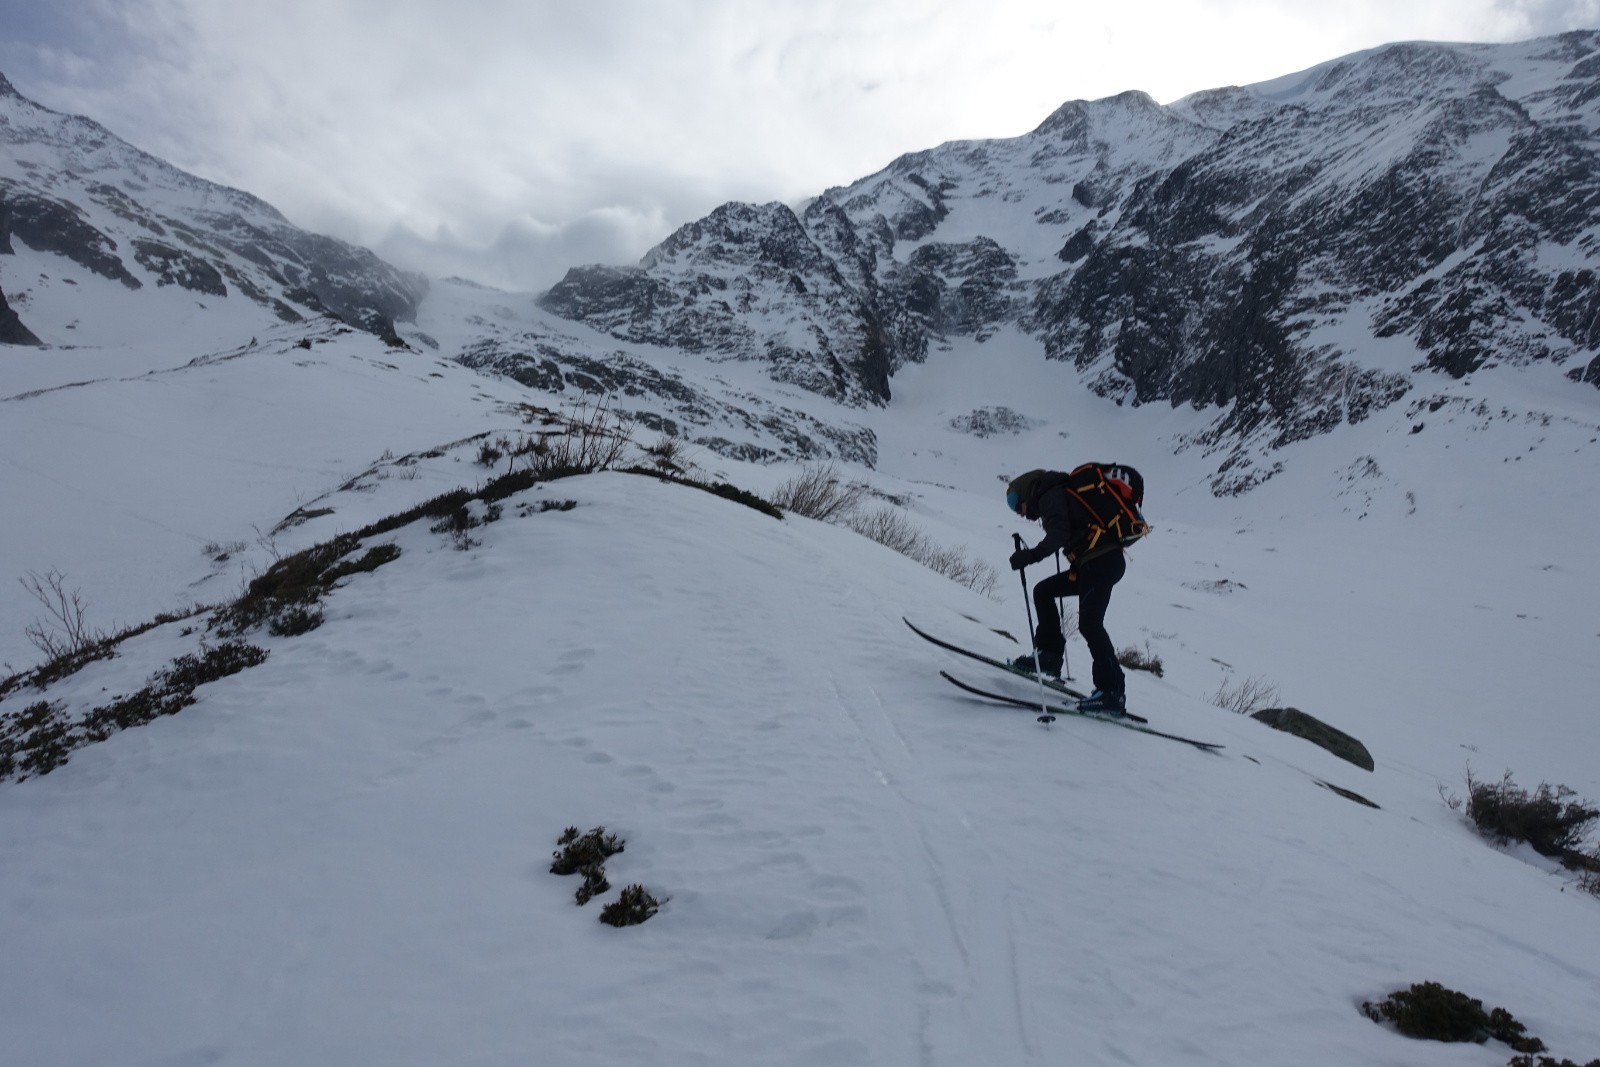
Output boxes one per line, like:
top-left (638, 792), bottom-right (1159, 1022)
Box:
top-left (3, 466), bottom-right (1598, 1065)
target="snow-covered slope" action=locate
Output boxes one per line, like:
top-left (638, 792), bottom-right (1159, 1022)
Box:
top-left (3, 31), bottom-right (1600, 1066)
top-left (3, 453), bottom-right (1599, 1065)
top-left (4, 308), bottom-right (1600, 1064)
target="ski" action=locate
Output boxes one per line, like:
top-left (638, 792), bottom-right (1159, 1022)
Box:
top-left (904, 616), bottom-right (1090, 701)
top-left (939, 671), bottom-right (1225, 751)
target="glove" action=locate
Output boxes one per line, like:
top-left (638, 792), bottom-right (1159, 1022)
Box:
top-left (1009, 547), bottom-right (1034, 571)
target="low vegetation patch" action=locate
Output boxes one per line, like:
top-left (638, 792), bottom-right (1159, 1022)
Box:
top-left (2, 599), bottom-right (212, 701)
top-left (550, 825), bottom-right (625, 876)
top-left (623, 466), bottom-right (783, 519)
top-left (1361, 981), bottom-right (1596, 1066)
top-left (1, 641), bottom-right (267, 782)
top-left (1117, 643), bottom-right (1164, 676)
top-left (549, 826), bottom-right (662, 924)
top-left (4, 406), bottom-right (652, 782)
top-left (1461, 769), bottom-right (1599, 874)
top-left (771, 462), bottom-right (868, 523)
top-left (769, 462), bottom-right (998, 594)
top-left (214, 535), bottom-right (404, 636)
top-left (600, 885), bottom-right (662, 928)
top-left (846, 506), bottom-right (1000, 596)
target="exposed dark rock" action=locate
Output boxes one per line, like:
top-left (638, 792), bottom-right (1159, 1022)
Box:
top-left (0, 189), bottom-right (140, 288)
top-left (132, 239), bottom-right (227, 296)
top-left (1252, 707), bottom-right (1376, 772)
top-left (0, 286), bottom-right (41, 345)
top-left (902, 237), bottom-right (1017, 339)
top-left (455, 334), bottom-right (878, 465)
top-left (538, 201), bottom-right (903, 407)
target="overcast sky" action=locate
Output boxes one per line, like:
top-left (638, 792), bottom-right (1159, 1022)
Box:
top-left (3, 0), bottom-right (1597, 292)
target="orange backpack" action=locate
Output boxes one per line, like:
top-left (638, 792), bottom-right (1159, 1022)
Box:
top-left (1061, 462), bottom-right (1149, 562)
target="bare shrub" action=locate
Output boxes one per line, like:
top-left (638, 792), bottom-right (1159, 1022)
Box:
top-left (639, 433), bottom-right (696, 476)
top-left (476, 437), bottom-right (508, 468)
top-left (846, 506), bottom-right (998, 596)
top-left (19, 569), bottom-right (105, 660)
top-left (1118, 642), bottom-right (1164, 676)
top-left (771, 463), bottom-right (868, 523)
top-left (1465, 768), bottom-right (1599, 859)
top-left (520, 399), bottom-right (633, 478)
top-left (1212, 674), bottom-right (1280, 715)
top-left (1575, 847), bottom-right (1600, 898)
top-left (846, 505), bottom-right (920, 553)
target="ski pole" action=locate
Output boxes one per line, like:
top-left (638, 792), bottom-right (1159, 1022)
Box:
top-left (1054, 550), bottom-right (1073, 681)
top-left (1013, 533), bottom-right (1051, 712)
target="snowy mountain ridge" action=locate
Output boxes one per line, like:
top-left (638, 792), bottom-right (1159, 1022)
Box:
top-left (0, 70), bottom-right (425, 349)
top-left (5, 34), bottom-right (1599, 492)
top-left (539, 31), bottom-right (1600, 492)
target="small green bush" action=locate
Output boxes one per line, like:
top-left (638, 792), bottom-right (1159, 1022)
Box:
top-left (550, 825), bottom-right (625, 876)
top-left (1466, 770), bottom-right (1600, 859)
top-left (599, 884), bottom-right (661, 927)
top-left (1360, 982), bottom-right (1543, 1053)
top-left (574, 864), bottom-right (610, 906)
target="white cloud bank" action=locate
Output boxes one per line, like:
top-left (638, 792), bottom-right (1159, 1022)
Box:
top-left (2, 0), bottom-right (1597, 291)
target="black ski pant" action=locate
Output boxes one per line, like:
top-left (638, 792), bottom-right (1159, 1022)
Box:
top-left (1031, 551), bottom-right (1126, 694)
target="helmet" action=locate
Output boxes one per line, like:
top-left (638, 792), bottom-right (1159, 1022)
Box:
top-left (1006, 470), bottom-right (1048, 517)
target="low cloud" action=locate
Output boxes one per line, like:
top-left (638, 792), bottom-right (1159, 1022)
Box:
top-left (5, 0), bottom-right (1598, 292)
top-left (375, 204), bottom-right (682, 294)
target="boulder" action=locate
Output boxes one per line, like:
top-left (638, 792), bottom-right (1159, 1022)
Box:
top-left (1251, 707), bottom-right (1375, 771)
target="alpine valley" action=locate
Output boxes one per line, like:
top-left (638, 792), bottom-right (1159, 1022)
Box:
top-left (3, 31), bottom-right (1600, 1067)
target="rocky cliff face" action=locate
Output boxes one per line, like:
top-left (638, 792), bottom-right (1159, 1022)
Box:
top-left (0, 284), bottom-right (40, 346)
top-left (540, 200), bottom-right (903, 408)
top-left (537, 33), bottom-right (1600, 491)
top-left (0, 72), bottom-right (424, 345)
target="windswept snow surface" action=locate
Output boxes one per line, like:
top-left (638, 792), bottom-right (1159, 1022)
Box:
top-left (3, 314), bottom-right (1600, 1065)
